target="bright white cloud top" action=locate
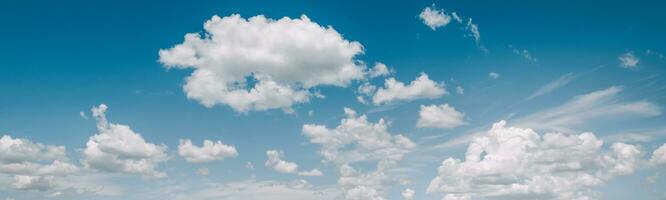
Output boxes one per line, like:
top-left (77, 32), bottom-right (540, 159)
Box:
top-left (372, 73), bottom-right (446, 105)
top-left (159, 14), bottom-right (367, 113)
top-left (178, 139), bottom-right (238, 163)
top-left (82, 104), bottom-right (168, 177)
top-left (417, 104), bottom-right (466, 129)
top-left (427, 120), bottom-right (644, 200)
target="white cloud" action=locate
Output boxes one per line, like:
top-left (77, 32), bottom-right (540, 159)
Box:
top-left (368, 62), bottom-right (391, 78)
top-left (79, 111), bottom-right (87, 119)
top-left (265, 150), bottom-right (298, 174)
top-left (82, 104), bottom-right (168, 177)
top-left (419, 4), bottom-right (451, 30)
top-left (178, 139), bottom-right (238, 163)
top-left (0, 135), bottom-right (78, 192)
top-left (515, 86), bottom-right (661, 132)
top-left (619, 51), bottom-right (639, 69)
top-left (265, 150), bottom-right (323, 177)
top-left (427, 120), bottom-right (643, 200)
top-left (372, 73), bottom-right (446, 105)
top-left (528, 73), bottom-right (575, 99)
top-left (12, 175), bottom-right (54, 191)
top-left (651, 143), bottom-right (666, 166)
top-left (451, 12), bottom-right (462, 24)
top-left (0, 135), bottom-right (67, 165)
top-left (297, 169), bottom-right (323, 177)
top-left (489, 72), bottom-right (500, 79)
top-left (509, 45), bottom-right (537, 62)
top-left (302, 108), bottom-right (415, 199)
top-left (417, 104), bottom-right (466, 129)
top-left (159, 14), bottom-right (366, 113)
top-left (402, 188), bottom-right (415, 200)
top-left (465, 18), bottom-right (481, 44)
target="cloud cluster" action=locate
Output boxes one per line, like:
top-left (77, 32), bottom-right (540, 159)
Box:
top-left (178, 139), bottom-right (238, 163)
top-left (265, 150), bottom-right (322, 177)
top-left (427, 120), bottom-right (644, 200)
top-left (82, 104), bottom-right (168, 177)
top-left (303, 108), bottom-right (415, 199)
top-left (159, 14), bottom-right (367, 113)
top-left (418, 4), bottom-right (485, 52)
top-left (0, 135), bottom-right (78, 191)
top-left (417, 104), bottom-right (466, 129)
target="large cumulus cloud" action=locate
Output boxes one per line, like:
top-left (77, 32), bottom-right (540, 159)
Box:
top-left (159, 14), bottom-right (366, 113)
top-left (427, 120), bottom-right (644, 200)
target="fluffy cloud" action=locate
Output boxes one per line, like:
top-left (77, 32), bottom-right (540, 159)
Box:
top-left (159, 14), bottom-right (366, 113)
top-left (82, 104), bottom-right (168, 177)
top-left (618, 51), bottom-right (639, 69)
top-left (0, 135), bottom-right (78, 192)
top-left (372, 73), bottom-right (446, 105)
top-left (0, 135), bottom-right (66, 164)
top-left (427, 120), bottom-right (643, 200)
top-left (417, 104), bottom-right (466, 129)
top-left (178, 139), bottom-right (238, 163)
top-left (401, 188), bottom-right (415, 200)
top-left (303, 108), bottom-right (415, 199)
top-left (651, 143), bottom-right (666, 166)
top-left (419, 4), bottom-right (451, 30)
top-left (265, 150), bottom-right (322, 177)
top-left (368, 62), bottom-right (391, 78)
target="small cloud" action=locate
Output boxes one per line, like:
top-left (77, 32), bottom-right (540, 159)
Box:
top-left (489, 72), bottom-right (500, 79)
top-left (509, 45), bottom-right (537, 62)
top-left (246, 162), bottom-right (255, 170)
top-left (419, 4), bottom-right (451, 30)
top-left (646, 49), bottom-right (665, 59)
top-left (79, 111), bottom-right (87, 119)
top-left (619, 51), bottom-right (639, 69)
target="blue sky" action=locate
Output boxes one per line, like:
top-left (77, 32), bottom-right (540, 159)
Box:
top-left (1, 0), bottom-right (665, 199)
